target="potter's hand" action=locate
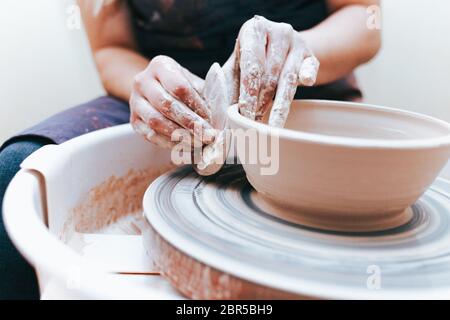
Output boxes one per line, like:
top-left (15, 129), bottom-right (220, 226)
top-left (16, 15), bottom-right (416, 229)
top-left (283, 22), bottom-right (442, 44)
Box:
top-left (226, 16), bottom-right (320, 127)
top-left (130, 55), bottom-right (215, 148)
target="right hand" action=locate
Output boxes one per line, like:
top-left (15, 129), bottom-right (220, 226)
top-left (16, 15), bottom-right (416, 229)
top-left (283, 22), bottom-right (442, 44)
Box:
top-left (225, 16), bottom-right (320, 127)
top-left (130, 55), bottom-right (216, 148)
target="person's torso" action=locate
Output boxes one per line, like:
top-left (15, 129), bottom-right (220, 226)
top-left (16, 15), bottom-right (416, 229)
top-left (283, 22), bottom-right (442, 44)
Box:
top-left (128, 0), bottom-right (328, 77)
top-left (127, 0), bottom-right (362, 101)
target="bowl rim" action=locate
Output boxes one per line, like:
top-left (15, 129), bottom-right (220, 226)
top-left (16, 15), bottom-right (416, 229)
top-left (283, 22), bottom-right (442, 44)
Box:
top-left (227, 99), bottom-right (450, 149)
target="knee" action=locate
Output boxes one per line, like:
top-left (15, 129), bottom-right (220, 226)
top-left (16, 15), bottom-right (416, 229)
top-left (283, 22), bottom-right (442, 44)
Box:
top-left (0, 139), bottom-right (50, 196)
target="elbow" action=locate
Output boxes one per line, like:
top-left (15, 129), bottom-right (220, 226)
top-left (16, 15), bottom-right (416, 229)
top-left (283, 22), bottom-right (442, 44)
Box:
top-left (361, 28), bottom-right (381, 64)
top-left (93, 47), bottom-right (109, 78)
top-left (93, 47), bottom-right (113, 90)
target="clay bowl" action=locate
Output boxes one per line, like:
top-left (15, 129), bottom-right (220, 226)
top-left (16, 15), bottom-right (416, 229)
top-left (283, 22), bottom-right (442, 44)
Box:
top-left (227, 100), bottom-right (450, 232)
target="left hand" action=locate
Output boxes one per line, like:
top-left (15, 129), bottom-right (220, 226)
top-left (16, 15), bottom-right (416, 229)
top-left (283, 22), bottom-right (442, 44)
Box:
top-left (223, 15), bottom-right (320, 127)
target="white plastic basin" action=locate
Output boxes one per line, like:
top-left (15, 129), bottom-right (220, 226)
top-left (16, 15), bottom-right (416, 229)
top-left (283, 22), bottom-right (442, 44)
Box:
top-left (2, 124), bottom-right (182, 299)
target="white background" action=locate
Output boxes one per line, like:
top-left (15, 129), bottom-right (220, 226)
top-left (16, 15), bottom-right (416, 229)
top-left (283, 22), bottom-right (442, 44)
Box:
top-left (1, 0), bottom-right (449, 143)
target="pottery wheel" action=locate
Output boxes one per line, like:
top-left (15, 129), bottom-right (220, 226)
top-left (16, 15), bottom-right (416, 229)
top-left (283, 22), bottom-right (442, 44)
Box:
top-left (143, 165), bottom-right (450, 299)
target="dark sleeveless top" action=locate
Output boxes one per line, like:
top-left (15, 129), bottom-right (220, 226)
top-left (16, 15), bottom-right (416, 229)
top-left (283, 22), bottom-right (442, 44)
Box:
top-left (128, 0), bottom-right (362, 100)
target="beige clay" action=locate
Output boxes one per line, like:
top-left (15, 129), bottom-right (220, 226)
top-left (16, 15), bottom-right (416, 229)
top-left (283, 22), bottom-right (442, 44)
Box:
top-left (228, 99), bottom-right (450, 232)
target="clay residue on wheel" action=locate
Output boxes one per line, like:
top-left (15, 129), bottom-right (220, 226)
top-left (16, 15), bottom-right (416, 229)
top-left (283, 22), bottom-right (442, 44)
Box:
top-left (145, 227), bottom-right (303, 299)
top-left (64, 165), bottom-right (174, 238)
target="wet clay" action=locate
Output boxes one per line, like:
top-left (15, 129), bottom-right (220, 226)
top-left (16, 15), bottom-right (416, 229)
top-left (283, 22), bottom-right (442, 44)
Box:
top-left (252, 191), bottom-right (414, 232)
top-left (143, 224), bottom-right (304, 300)
top-left (65, 165), bottom-right (174, 238)
top-left (194, 63), bottom-right (231, 176)
top-left (228, 100), bottom-right (450, 232)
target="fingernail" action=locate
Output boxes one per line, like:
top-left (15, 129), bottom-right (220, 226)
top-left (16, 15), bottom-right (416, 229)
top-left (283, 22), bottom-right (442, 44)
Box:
top-left (300, 74), bottom-right (316, 86)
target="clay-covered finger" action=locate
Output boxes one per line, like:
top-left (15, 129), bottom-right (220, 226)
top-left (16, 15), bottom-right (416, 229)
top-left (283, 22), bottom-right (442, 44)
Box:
top-left (130, 92), bottom-right (182, 139)
top-left (222, 42), bottom-right (240, 105)
top-left (238, 16), bottom-right (266, 120)
top-left (269, 42), bottom-right (303, 128)
top-left (136, 76), bottom-right (216, 144)
top-left (181, 67), bottom-right (205, 94)
top-left (131, 117), bottom-right (176, 149)
top-left (149, 56), bottom-right (211, 120)
top-left (256, 23), bottom-right (292, 121)
top-left (299, 55), bottom-right (320, 87)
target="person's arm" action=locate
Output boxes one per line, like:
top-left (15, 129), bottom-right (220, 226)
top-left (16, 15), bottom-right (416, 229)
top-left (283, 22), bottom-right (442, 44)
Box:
top-left (230, 0), bottom-right (381, 127)
top-left (79, 0), bottom-right (214, 148)
top-left (300, 0), bottom-right (381, 85)
top-left (78, 0), bottom-right (148, 101)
